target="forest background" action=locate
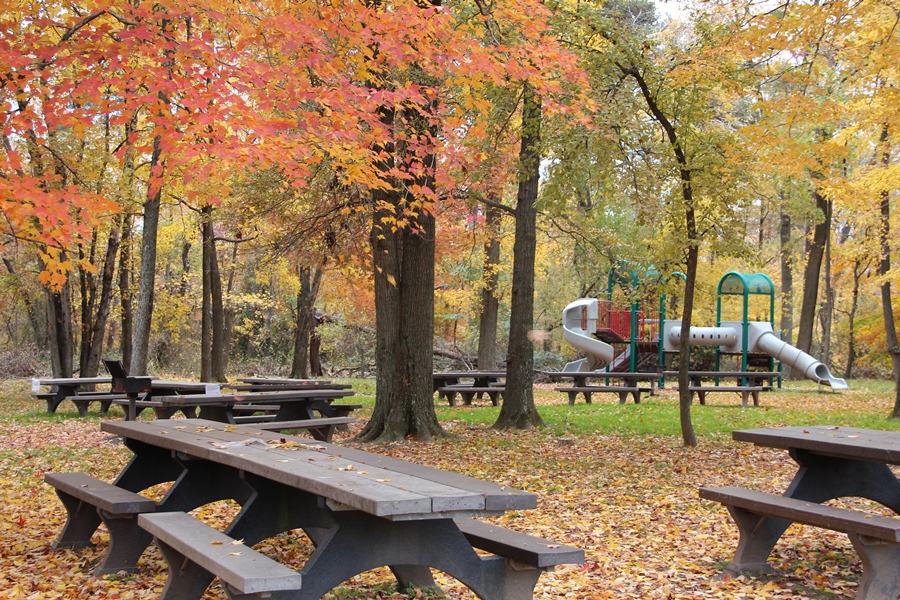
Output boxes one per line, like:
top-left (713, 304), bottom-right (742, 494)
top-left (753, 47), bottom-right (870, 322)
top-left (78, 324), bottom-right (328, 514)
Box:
top-left (2, 0), bottom-right (899, 433)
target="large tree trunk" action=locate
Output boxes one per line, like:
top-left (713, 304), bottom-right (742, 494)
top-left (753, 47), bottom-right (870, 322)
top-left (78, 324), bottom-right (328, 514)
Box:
top-left (779, 206), bottom-right (794, 377)
top-left (130, 133), bottom-right (163, 376)
top-left (796, 188), bottom-right (831, 359)
top-left (356, 93), bottom-right (445, 442)
top-left (291, 266), bottom-right (322, 379)
top-left (494, 84), bottom-right (544, 430)
top-left (477, 205), bottom-right (502, 370)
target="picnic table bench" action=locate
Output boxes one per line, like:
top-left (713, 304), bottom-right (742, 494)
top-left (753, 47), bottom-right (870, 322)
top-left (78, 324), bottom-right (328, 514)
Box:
top-left (663, 371), bottom-right (778, 407)
top-left (228, 377), bottom-right (352, 392)
top-left (433, 371), bottom-right (506, 406)
top-left (662, 370), bottom-right (780, 387)
top-left (151, 388), bottom-right (357, 425)
top-left (31, 377), bottom-right (124, 416)
top-left (542, 371), bottom-right (656, 405)
top-left (554, 385), bottom-right (651, 405)
top-left (700, 426), bottom-right (900, 599)
top-left (46, 419), bottom-right (583, 599)
top-left (437, 385), bottom-right (505, 406)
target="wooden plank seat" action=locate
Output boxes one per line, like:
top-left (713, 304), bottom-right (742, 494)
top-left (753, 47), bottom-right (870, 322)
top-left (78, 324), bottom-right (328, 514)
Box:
top-left (687, 385), bottom-right (765, 408)
top-left (455, 518), bottom-right (584, 569)
top-left (140, 511), bottom-right (580, 600)
top-left (110, 397), bottom-right (198, 420)
top-left (139, 511), bottom-right (303, 599)
top-left (241, 417), bottom-right (357, 442)
top-left (554, 386), bottom-right (649, 405)
top-left (438, 386), bottom-right (505, 407)
top-left (700, 486), bottom-right (900, 598)
top-left (44, 472), bottom-right (156, 575)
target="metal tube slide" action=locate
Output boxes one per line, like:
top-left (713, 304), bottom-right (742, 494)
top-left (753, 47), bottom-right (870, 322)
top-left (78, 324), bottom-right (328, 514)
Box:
top-left (562, 299), bottom-right (615, 371)
top-left (669, 326), bottom-right (739, 348)
top-left (755, 331), bottom-right (848, 390)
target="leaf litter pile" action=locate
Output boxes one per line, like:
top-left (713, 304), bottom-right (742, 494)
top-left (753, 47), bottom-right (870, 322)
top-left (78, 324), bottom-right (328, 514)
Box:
top-left (0, 379), bottom-right (894, 599)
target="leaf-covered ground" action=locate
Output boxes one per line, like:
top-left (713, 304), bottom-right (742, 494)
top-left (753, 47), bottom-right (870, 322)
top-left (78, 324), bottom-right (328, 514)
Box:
top-left (0, 379), bottom-right (896, 599)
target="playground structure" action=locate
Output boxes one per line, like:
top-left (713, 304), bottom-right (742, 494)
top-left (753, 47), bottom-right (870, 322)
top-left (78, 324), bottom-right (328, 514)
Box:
top-left (562, 269), bottom-right (848, 390)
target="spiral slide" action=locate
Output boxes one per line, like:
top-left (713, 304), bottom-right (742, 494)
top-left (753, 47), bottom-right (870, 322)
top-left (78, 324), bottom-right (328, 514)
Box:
top-left (562, 299), bottom-right (615, 372)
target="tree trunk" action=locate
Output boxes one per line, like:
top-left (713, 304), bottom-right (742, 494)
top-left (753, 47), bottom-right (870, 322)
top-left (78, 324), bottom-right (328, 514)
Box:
top-left (3, 258), bottom-right (46, 348)
top-left (875, 126), bottom-right (900, 418)
top-left (201, 218), bottom-right (212, 382)
top-left (818, 222), bottom-right (833, 365)
top-left (779, 206), bottom-right (794, 378)
top-left (79, 224), bottom-right (120, 377)
top-left (200, 206), bottom-right (227, 382)
top-left (477, 205), bottom-right (502, 370)
top-left (494, 84), bottom-right (544, 430)
top-left (130, 133), bottom-right (163, 376)
top-left (621, 64), bottom-right (697, 446)
top-left (310, 323), bottom-right (323, 377)
top-left (291, 266), bottom-right (322, 379)
top-left (356, 96), bottom-right (445, 442)
top-left (45, 279), bottom-right (74, 378)
top-left (119, 213), bottom-right (134, 373)
top-left (796, 188), bottom-right (831, 358)
top-left (845, 259), bottom-right (863, 379)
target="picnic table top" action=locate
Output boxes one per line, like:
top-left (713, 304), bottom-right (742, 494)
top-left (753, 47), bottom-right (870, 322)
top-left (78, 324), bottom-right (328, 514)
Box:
top-left (663, 370), bottom-right (781, 377)
top-left (101, 418), bottom-right (536, 518)
top-left (154, 388), bottom-right (355, 405)
top-left (150, 380), bottom-right (210, 391)
top-left (34, 377), bottom-right (112, 386)
top-left (237, 377), bottom-right (333, 384)
top-left (542, 370), bottom-right (655, 378)
top-left (733, 426), bottom-right (900, 465)
top-left (433, 370), bottom-right (506, 377)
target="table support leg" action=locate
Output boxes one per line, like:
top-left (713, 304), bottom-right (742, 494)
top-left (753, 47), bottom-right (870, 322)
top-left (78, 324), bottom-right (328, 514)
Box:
top-left (51, 491), bottom-right (101, 549)
top-left (848, 533), bottom-right (900, 600)
top-left (94, 511), bottom-right (152, 575)
top-left (296, 512), bottom-right (542, 600)
top-left (115, 439), bottom-right (184, 492)
top-left (219, 475), bottom-right (547, 600)
top-left (158, 459), bottom-right (254, 512)
top-left (787, 450), bottom-right (900, 511)
top-left (720, 505), bottom-right (786, 576)
top-left (154, 538), bottom-right (221, 600)
top-left (723, 449), bottom-right (900, 576)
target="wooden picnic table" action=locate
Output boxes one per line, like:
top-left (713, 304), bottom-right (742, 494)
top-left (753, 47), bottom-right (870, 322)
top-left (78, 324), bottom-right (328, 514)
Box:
top-left (32, 377), bottom-right (114, 416)
top-left (109, 378), bottom-right (216, 421)
top-left (662, 370), bottom-right (781, 386)
top-left (542, 370), bottom-right (657, 388)
top-left (228, 377), bottom-right (351, 392)
top-left (700, 426), bottom-right (900, 598)
top-left (432, 371), bottom-right (506, 406)
top-left (541, 371), bottom-right (657, 404)
top-left (432, 370), bottom-right (506, 390)
top-left (46, 418), bottom-right (582, 598)
top-left (153, 388), bottom-right (357, 424)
